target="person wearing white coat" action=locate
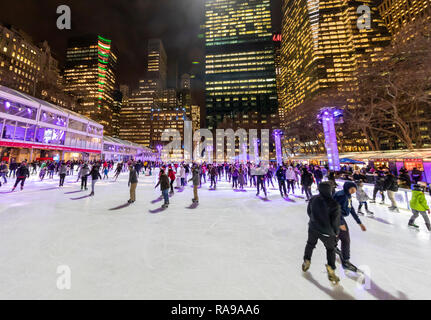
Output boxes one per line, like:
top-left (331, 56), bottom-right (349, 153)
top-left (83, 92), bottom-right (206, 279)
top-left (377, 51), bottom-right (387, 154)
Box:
top-left (286, 166), bottom-right (297, 194)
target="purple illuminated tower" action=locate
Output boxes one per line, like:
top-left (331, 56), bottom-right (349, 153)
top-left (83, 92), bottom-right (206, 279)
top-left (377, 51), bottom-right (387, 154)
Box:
top-left (273, 130), bottom-right (283, 166)
top-left (318, 108), bottom-right (343, 171)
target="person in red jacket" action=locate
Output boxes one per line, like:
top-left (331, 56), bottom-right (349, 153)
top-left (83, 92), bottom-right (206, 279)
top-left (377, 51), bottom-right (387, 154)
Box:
top-left (168, 168), bottom-right (176, 194)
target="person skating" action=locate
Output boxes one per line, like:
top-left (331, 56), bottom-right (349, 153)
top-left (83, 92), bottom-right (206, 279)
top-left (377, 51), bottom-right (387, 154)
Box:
top-left (301, 168), bottom-right (314, 201)
top-left (333, 182), bottom-right (367, 272)
top-left (302, 182), bottom-right (341, 284)
top-left (276, 165), bottom-right (287, 197)
top-left (155, 169), bottom-right (170, 208)
top-left (408, 184), bottom-right (431, 231)
top-left (286, 166), bottom-right (297, 195)
top-left (89, 165), bottom-right (102, 196)
top-left (11, 162), bottom-right (30, 191)
top-left (128, 164), bottom-right (138, 204)
top-left (168, 168), bottom-right (176, 194)
top-left (370, 171), bottom-right (385, 204)
top-left (209, 165), bottom-right (218, 189)
top-left (58, 162), bottom-right (67, 187)
top-left (80, 164), bottom-right (90, 190)
top-left (384, 171), bottom-right (399, 212)
top-left (255, 165), bottom-right (267, 198)
top-left (356, 181), bottom-right (373, 215)
top-left (189, 165), bottom-right (200, 203)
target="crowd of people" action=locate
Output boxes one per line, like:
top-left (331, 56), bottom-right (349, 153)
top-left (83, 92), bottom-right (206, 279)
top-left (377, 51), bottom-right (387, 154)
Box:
top-left (1, 157), bottom-right (430, 285)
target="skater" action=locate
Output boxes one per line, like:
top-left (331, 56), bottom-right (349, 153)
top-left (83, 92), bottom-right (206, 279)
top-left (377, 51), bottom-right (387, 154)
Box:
top-left (189, 165), bottom-right (200, 203)
top-left (80, 164), bottom-right (90, 190)
top-left (209, 165), bottom-right (218, 189)
top-left (0, 161), bottom-right (8, 185)
top-left (11, 162), bottom-right (30, 191)
top-left (168, 168), bottom-right (176, 193)
top-left (238, 166), bottom-right (246, 190)
top-left (384, 171), bottom-right (399, 212)
top-left (356, 181), bottom-right (373, 215)
top-left (232, 166), bottom-right (239, 189)
top-left (302, 182), bottom-right (341, 284)
top-left (103, 166), bottom-right (109, 180)
top-left (408, 184), bottom-right (431, 231)
top-left (155, 169), bottom-right (170, 208)
top-left (128, 164), bottom-right (138, 204)
top-left (333, 181), bottom-right (367, 272)
top-left (255, 165), bottom-right (267, 198)
top-left (89, 165), bottom-right (102, 196)
top-left (301, 168), bottom-right (314, 201)
top-left (276, 165), bottom-right (287, 197)
top-left (370, 171), bottom-right (385, 204)
top-left (58, 162), bottom-right (67, 187)
top-left (286, 166), bottom-right (297, 194)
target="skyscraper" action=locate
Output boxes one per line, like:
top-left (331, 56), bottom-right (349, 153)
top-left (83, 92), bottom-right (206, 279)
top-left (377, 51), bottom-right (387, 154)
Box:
top-left (378, 0), bottom-right (430, 34)
top-left (204, 0), bottom-right (278, 130)
top-left (279, 0), bottom-right (391, 132)
top-left (147, 39), bottom-right (168, 90)
top-left (64, 35), bottom-right (117, 135)
top-left (119, 39), bottom-right (171, 147)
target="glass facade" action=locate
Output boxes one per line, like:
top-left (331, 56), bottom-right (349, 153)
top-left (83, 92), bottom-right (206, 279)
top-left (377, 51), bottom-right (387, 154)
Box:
top-left (204, 0), bottom-right (278, 130)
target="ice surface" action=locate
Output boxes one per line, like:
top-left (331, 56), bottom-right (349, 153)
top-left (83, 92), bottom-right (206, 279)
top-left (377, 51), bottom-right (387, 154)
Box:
top-left (0, 170), bottom-right (430, 300)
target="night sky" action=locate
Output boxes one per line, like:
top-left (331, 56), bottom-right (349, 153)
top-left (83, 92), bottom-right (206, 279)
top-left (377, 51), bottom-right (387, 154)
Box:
top-left (0, 0), bottom-right (282, 89)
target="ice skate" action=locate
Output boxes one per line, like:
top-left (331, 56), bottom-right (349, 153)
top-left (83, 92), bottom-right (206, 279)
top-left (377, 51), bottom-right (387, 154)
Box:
top-left (342, 260), bottom-right (359, 273)
top-left (302, 260), bottom-right (311, 272)
top-left (325, 265), bottom-right (340, 285)
top-left (379, 201), bottom-right (385, 205)
top-left (408, 222), bottom-right (419, 230)
top-left (369, 199), bottom-right (376, 203)
top-left (366, 210), bottom-right (374, 216)
top-left (358, 210), bottom-right (364, 216)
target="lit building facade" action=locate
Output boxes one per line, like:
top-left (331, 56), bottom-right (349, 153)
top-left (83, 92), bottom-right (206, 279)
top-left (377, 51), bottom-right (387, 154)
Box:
top-left (119, 39), bottom-right (168, 147)
top-left (111, 90), bottom-right (123, 138)
top-left (147, 39), bottom-right (168, 90)
top-left (191, 105), bottom-right (201, 132)
top-left (378, 0), bottom-right (430, 34)
top-left (279, 0), bottom-right (391, 151)
top-left (204, 0), bottom-right (278, 130)
top-left (64, 35), bottom-right (118, 136)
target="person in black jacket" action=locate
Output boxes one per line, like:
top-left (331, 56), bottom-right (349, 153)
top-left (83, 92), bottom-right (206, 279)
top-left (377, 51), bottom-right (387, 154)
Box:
top-left (384, 171), bottom-right (399, 212)
top-left (301, 168), bottom-right (314, 201)
top-left (370, 171), bottom-right (385, 204)
top-left (128, 165), bottom-right (138, 204)
top-left (333, 181), bottom-right (367, 272)
top-left (303, 182), bottom-right (341, 284)
top-left (276, 166), bottom-right (287, 197)
top-left (12, 162), bottom-right (30, 191)
top-left (89, 165), bottom-right (102, 196)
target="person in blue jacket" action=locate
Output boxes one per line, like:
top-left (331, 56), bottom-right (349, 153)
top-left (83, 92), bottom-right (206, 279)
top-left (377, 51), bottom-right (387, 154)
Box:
top-left (333, 181), bottom-right (367, 271)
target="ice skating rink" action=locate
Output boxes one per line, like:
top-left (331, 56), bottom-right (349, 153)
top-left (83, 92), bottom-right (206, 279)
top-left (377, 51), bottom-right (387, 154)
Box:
top-left (0, 171), bottom-right (430, 300)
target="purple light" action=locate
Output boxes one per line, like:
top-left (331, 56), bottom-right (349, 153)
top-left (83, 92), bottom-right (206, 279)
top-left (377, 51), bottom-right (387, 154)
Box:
top-left (27, 108), bottom-right (32, 114)
top-left (5, 101), bottom-right (10, 109)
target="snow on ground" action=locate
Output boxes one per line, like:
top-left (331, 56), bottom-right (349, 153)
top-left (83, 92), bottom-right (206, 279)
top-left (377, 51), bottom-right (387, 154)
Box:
top-left (0, 170), bottom-right (430, 300)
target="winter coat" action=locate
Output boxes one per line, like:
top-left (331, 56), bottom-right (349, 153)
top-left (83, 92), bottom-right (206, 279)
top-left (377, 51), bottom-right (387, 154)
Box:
top-left (90, 167), bottom-right (102, 180)
top-left (285, 167), bottom-right (296, 181)
top-left (128, 168), bottom-right (138, 184)
top-left (59, 165), bottom-right (67, 175)
top-left (276, 167), bottom-right (286, 181)
top-left (159, 174), bottom-right (170, 191)
top-left (410, 189), bottom-right (429, 212)
top-left (168, 170), bottom-right (176, 181)
top-left (333, 181), bottom-right (362, 226)
top-left (307, 182), bottom-right (341, 236)
top-left (80, 166), bottom-right (90, 177)
top-left (301, 171), bottom-right (313, 187)
top-left (191, 168), bottom-right (200, 186)
top-left (16, 165), bottom-right (29, 178)
top-left (356, 186), bottom-right (369, 202)
top-left (384, 175), bottom-right (399, 192)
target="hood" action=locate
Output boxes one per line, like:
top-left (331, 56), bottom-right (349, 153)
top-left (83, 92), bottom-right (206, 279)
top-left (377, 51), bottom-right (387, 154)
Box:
top-left (343, 181), bottom-right (357, 195)
top-left (318, 182), bottom-right (333, 199)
